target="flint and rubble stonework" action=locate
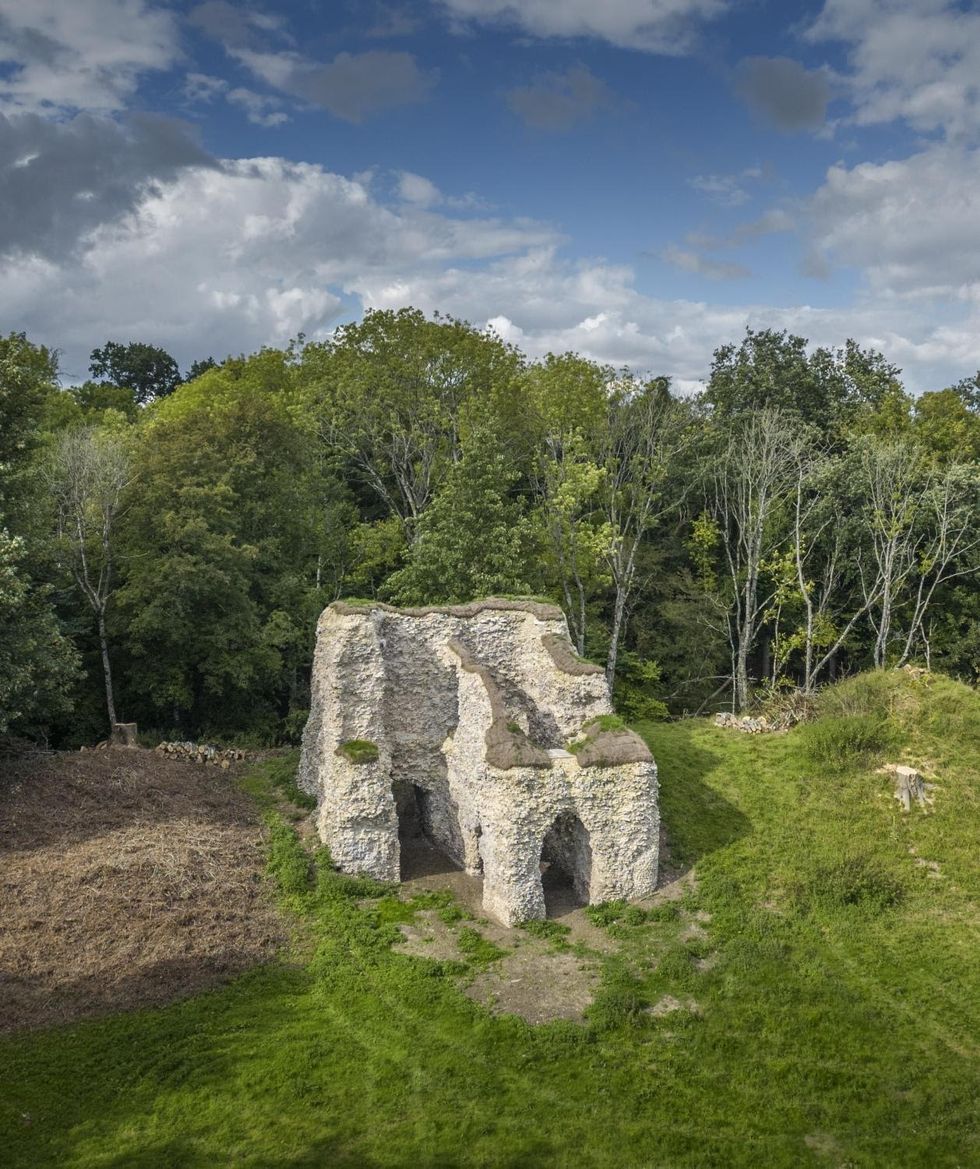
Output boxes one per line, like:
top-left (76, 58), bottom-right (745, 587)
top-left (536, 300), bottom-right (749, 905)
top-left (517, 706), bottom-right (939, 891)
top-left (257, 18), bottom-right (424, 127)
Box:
top-left (299, 599), bottom-right (660, 925)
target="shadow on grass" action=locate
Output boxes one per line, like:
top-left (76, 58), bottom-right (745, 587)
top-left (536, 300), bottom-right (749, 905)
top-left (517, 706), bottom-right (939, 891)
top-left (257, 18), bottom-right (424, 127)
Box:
top-left (96, 1137), bottom-right (561, 1169)
top-left (0, 943), bottom-right (304, 1037)
top-left (95, 1138), bottom-right (378, 1169)
top-left (264, 1143), bottom-right (557, 1169)
top-left (633, 718), bottom-right (751, 879)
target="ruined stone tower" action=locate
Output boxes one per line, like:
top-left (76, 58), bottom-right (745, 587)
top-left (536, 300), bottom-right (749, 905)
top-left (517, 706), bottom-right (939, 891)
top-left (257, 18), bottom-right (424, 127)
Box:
top-left (299, 599), bottom-right (659, 925)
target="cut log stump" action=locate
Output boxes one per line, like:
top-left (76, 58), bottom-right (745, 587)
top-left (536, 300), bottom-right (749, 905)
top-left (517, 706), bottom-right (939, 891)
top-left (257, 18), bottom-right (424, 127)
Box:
top-left (894, 765), bottom-right (927, 812)
top-left (111, 722), bottom-right (139, 748)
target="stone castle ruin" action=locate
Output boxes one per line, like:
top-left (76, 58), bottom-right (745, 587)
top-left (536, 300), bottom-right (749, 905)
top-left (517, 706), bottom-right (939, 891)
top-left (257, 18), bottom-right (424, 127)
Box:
top-left (299, 599), bottom-right (659, 925)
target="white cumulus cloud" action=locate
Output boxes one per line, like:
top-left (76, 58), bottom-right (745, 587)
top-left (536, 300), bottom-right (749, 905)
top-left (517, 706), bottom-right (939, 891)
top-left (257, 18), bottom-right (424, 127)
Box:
top-left (438, 0), bottom-right (727, 54)
top-left (807, 0), bottom-right (980, 140)
top-left (0, 0), bottom-right (179, 115)
top-left (808, 144), bottom-right (980, 299)
top-left (1, 152), bottom-right (976, 394)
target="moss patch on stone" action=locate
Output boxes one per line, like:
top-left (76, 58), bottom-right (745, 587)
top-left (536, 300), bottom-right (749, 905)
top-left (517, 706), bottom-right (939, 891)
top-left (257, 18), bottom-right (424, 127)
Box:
top-left (337, 739), bottom-right (379, 765)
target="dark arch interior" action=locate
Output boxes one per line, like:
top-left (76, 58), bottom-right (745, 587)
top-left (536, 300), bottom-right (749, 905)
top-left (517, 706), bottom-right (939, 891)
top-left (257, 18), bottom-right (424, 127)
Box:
top-left (540, 811), bottom-right (592, 917)
top-left (393, 780), bottom-right (462, 880)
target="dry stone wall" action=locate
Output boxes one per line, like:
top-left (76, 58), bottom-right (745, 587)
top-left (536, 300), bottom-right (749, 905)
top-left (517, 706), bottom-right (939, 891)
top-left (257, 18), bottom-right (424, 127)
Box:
top-left (299, 599), bottom-right (660, 925)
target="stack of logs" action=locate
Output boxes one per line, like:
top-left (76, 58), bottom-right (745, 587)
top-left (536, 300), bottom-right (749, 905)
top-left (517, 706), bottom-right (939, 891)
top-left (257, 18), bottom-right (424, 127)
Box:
top-left (713, 711), bottom-right (797, 734)
top-left (154, 741), bottom-right (251, 769)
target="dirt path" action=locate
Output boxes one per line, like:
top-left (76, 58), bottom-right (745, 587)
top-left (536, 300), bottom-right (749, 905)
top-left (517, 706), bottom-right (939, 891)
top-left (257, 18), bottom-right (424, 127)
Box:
top-left (0, 748), bottom-right (284, 1033)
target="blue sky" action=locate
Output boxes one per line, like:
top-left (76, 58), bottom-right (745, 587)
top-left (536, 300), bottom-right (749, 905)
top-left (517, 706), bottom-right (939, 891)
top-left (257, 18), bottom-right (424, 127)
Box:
top-left (2, 0), bottom-right (979, 392)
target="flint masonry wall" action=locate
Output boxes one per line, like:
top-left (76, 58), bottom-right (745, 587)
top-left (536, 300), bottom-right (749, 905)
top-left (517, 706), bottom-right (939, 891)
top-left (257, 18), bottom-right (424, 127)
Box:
top-left (299, 599), bottom-right (660, 925)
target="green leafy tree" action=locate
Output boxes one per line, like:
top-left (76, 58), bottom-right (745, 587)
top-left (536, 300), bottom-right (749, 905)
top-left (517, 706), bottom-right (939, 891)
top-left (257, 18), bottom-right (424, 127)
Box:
top-left (115, 352), bottom-right (335, 736)
top-left (914, 387), bottom-right (980, 463)
top-left (69, 381), bottom-right (138, 419)
top-left (0, 333), bottom-right (79, 737)
top-left (525, 355), bottom-right (614, 653)
top-left (385, 428), bottom-right (535, 605)
top-left (0, 530), bottom-right (78, 737)
top-left (707, 330), bottom-right (911, 442)
top-left (89, 340), bottom-right (181, 404)
top-left (1, 332), bottom-right (60, 524)
top-left (308, 308), bottom-right (523, 543)
top-left (598, 377), bottom-right (692, 688)
top-left (185, 356), bottom-right (218, 381)
top-left (47, 425), bottom-right (133, 731)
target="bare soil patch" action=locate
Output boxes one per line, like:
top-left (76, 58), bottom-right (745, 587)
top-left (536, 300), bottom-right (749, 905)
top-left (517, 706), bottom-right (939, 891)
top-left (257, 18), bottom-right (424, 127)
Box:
top-left (0, 747), bottom-right (284, 1033)
top-left (395, 836), bottom-right (608, 1023)
top-left (466, 944), bottom-right (601, 1025)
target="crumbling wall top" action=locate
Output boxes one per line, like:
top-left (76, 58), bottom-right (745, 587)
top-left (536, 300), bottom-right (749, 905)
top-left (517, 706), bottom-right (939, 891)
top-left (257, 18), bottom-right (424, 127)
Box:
top-left (540, 632), bottom-right (603, 676)
top-left (330, 596), bottom-right (564, 621)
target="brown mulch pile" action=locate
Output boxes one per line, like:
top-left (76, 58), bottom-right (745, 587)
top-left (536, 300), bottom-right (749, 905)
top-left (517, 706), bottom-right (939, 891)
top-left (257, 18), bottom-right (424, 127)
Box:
top-left (0, 747), bottom-right (286, 1034)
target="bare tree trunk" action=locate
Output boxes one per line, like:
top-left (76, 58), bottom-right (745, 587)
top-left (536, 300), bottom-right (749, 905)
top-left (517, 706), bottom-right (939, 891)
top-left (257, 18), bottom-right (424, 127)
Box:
top-left (97, 608), bottom-right (117, 730)
top-left (710, 408), bottom-right (809, 712)
top-left (735, 638), bottom-right (751, 712)
top-left (605, 588), bottom-right (626, 689)
top-left (47, 426), bottom-right (132, 735)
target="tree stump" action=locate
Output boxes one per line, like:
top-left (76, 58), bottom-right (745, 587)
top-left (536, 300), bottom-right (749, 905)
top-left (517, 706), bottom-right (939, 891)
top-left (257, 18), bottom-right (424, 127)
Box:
top-left (894, 765), bottom-right (927, 812)
top-left (111, 722), bottom-right (139, 748)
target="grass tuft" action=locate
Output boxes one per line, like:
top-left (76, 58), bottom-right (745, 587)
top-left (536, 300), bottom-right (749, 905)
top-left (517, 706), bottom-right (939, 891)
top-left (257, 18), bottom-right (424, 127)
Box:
top-left (456, 927), bottom-right (506, 965)
top-left (519, 919), bottom-right (571, 944)
top-left (264, 813), bottom-right (312, 895)
top-left (795, 852), bottom-right (906, 914)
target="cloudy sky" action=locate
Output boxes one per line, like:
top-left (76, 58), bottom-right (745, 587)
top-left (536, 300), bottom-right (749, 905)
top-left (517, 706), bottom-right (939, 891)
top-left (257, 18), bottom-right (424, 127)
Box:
top-left (2, 0), bottom-right (979, 392)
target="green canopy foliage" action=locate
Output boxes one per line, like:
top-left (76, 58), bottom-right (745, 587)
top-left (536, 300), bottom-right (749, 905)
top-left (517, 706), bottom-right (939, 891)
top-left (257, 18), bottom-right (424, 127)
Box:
top-left (3, 312), bottom-right (978, 741)
top-left (89, 340), bottom-right (182, 404)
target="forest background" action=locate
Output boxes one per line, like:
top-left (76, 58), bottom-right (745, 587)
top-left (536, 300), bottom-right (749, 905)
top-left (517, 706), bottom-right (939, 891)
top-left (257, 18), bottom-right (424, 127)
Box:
top-left (2, 308), bottom-right (978, 747)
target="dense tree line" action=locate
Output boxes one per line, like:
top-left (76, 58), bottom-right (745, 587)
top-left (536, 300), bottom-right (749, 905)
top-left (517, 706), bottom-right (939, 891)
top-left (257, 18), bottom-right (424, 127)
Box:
top-left (1, 311), bottom-right (977, 746)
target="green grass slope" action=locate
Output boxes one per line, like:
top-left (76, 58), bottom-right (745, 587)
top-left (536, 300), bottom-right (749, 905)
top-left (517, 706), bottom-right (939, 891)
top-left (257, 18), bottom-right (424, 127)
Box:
top-left (2, 670), bottom-right (977, 1168)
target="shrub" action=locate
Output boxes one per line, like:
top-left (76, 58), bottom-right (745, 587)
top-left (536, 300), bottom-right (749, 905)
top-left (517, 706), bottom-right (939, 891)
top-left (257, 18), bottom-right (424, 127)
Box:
top-left (613, 653), bottom-right (669, 722)
top-left (586, 900), bottom-right (676, 929)
top-left (798, 714), bottom-right (895, 771)
top-left (795, 853), bottom-right (905, 914)
top-left (586, 900), bottom-right (630, 927)
top-left (281, 708), bottom-right (309, 745)
top-left (337, 739), bottom-right (379, 764)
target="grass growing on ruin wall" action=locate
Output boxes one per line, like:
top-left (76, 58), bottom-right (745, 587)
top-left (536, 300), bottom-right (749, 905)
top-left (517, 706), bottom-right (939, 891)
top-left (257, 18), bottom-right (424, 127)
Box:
top-left (1, 669), bottom-right (978, 1168)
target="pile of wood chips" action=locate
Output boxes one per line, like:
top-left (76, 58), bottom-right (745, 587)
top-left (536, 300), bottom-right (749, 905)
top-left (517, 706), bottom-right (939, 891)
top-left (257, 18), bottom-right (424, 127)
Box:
top-left (0, 747), bottom-right (284, 1033)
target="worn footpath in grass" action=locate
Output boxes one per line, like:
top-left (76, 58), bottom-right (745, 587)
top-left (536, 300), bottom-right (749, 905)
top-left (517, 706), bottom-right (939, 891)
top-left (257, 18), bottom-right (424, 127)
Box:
top-left (1, 670), bottom-right (977, 1168)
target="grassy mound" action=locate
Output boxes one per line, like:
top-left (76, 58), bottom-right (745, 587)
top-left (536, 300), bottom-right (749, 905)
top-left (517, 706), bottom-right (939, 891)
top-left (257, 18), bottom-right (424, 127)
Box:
top-left (1, 670), bottom-right (977, 1168)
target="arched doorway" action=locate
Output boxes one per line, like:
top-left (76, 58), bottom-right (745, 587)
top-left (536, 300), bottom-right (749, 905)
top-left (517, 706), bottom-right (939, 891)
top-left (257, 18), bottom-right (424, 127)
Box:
top-left (540, 810), bottom-right (592, 916)
top-left (392, 780), bottom-right (463, 880)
